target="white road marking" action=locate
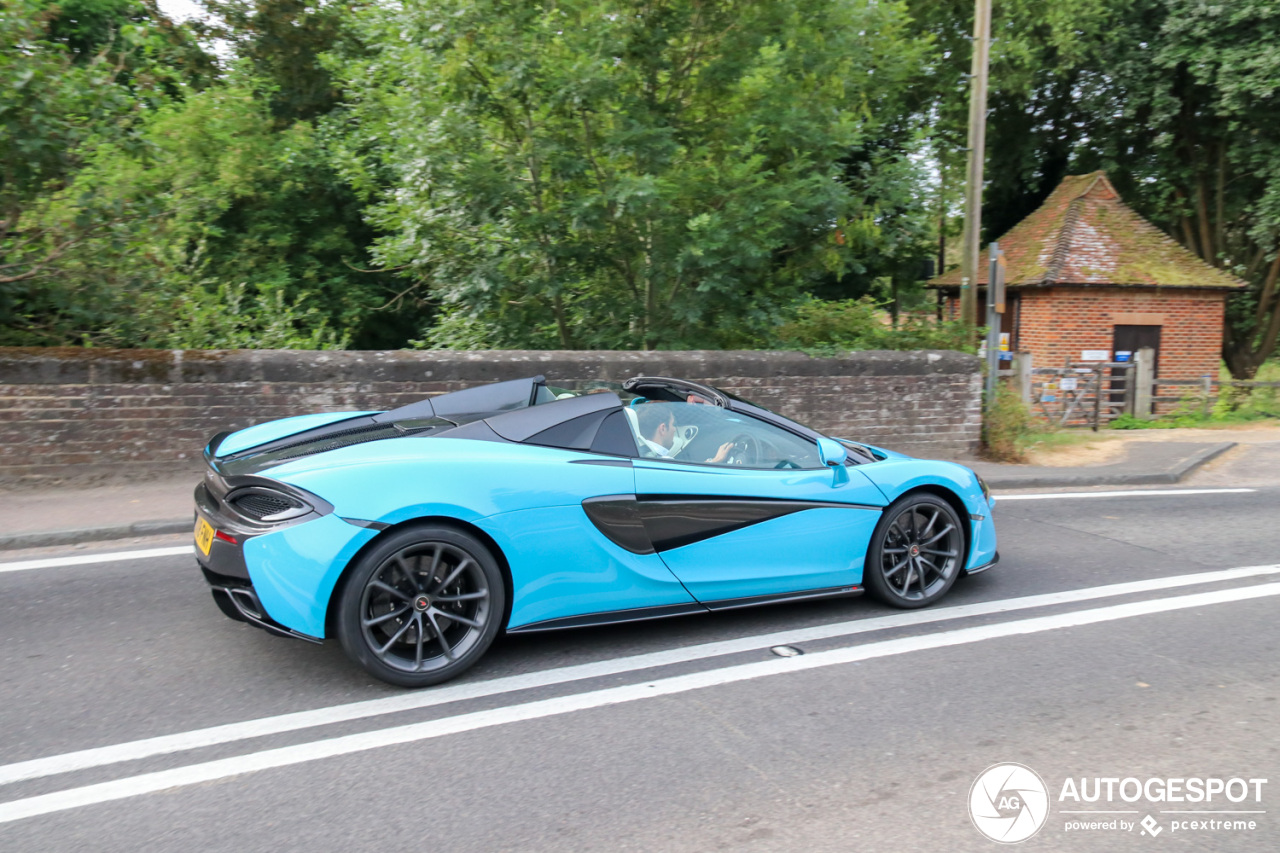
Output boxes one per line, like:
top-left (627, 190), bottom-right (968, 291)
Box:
top-left (1, 562), bottom-right (1277, 789)
top-left (1, 581), bottom-right (1276, 826)
top-left (996, 488), bottom-right (1256, 501)
top-left (0, 546), bottom-right (192, 575)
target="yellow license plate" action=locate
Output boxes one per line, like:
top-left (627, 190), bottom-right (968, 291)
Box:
top-left (195, 517), bottom-right (215, 556)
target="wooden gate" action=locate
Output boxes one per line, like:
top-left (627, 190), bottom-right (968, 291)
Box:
top-left (1002, 348), bottom-right (1155, 430)
top-left (1029, 362), bottom-right (1128, 429)
top-left (1003, 346), bottom-right (1280, 428)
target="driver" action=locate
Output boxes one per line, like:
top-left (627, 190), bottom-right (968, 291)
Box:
top-left (634, 404), bottom-right (734, 463)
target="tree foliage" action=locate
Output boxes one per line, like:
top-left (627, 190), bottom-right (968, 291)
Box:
top-left (27, 78), bottom-right (361, 348)
top-left (910, 0), bottom-right (1280, 378)
top-left (0, 0), bottom-right (177, 338)
top-left (1089, 0), bottom-right (1280, 378)
top-left (199, 0), bottom-right (350, 124)
top-left (1, 0), bottom-right (407, 348)
top-left (336, 0), bottom-right (930, 349)
top-left (3, 0), bottom-right (1279, 361)
top-left (773, 297), bottom-right (973, 355)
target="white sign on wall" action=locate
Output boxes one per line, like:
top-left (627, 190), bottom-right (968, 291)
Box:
top-left (1081, 350), bottom-right (1110, 361)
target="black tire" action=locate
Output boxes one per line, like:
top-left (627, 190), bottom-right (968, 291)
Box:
top-left (864, 493), bottom-right (965, 609)
top-left (336, 524), bottom-right (505, 687)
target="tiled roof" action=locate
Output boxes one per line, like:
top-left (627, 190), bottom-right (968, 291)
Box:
top-left (929, 172), bottom-right (1246, 289)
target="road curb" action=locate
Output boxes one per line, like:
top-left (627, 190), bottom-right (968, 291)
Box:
top-left (982, 441), bottom-right (1237, 489)
top-left (0, 519), bottom-right (192, 551)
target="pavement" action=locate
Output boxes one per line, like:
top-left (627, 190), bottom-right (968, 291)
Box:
top-left (0, 478), bottom-right (195, 550)
top-left (1, 426), bottom-right (1277, 550)
top-left (969, 423), bottom-right (1280, 490)
top-left (965, 440), bottom-right (1238, 489)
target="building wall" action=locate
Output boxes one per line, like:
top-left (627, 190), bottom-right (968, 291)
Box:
top-left (0, 348), bottom-right (982, 484)
top-left (1014, 287), bottom-right (1225, 378)
top-left (943, 287), bottom-right (1225, 378)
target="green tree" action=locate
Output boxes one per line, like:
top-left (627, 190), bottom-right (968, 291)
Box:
top-left (23, 75), bottom-right (373, 349)
top-left (809, 140), bottom-right (938, 323)
top-left (1, 0), bottom-right (141, 328)
top-left (905, 0), bottom-right (1112, 241)
top-left (773, 296), bottom-right (973, 354)
top-left (42, 0), bottom-right (213, 83)
top-left (2, 0), bottom-right (411, 349)
top-left (189, 0), bottom-right (419, 347)
top-left (1084, 0), bottom-right (1280, 378)
top-left (0, 0), bottom-right (217, 342)
top-left (336, 0), bottom-right (930, 349)
top-left (199, 0), bottom-right (351, 124)
top-left (913, 0), bottom-right (1280, 378)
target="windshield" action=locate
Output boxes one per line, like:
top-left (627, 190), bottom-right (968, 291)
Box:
top-left (625, 401), bottom-right (824, 469)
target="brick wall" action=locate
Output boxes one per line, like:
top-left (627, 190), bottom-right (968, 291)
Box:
top-left (1014, 287), bottom-right (1225, 379)
top-left (0, 348), bottom-right (982, 484)
top-left (945, 286), bottom-right (1226, 416)
top-left (944, 286), bottom-right (1225, 375)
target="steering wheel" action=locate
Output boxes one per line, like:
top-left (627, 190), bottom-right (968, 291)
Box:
top-left (726, 433), bottom-right (760, 466)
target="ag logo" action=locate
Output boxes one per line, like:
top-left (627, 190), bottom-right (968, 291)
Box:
top-left (969, 763), bottom-right (1050, 843)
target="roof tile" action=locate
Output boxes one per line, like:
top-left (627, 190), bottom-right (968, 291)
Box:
top-left (929, 172), bottom-right (1245, 289)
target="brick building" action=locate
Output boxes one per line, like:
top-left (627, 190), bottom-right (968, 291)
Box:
top-left (928, 172), bottom-right (1245, 380)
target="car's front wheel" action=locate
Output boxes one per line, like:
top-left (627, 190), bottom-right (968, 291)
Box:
top-left (864, 493), bottom-right (964, 609)
top-left (336, 525), bottom-right (505, 687)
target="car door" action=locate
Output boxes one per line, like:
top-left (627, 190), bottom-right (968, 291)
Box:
top-left (470, 401), bottom-right (701, 631)
top-left (630, 402), bottom-right (888, 605)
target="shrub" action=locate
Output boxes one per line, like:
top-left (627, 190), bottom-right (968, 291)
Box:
top-left (1109, 364), bottom-right (1280, 429)
top-left (774, 297), bottom-right (975, 354)
top-left (983, 381), bottom-right (1035, 462)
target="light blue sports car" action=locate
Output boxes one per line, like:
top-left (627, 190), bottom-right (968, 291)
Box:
top-left (194, 375), bottom-right (997, 686)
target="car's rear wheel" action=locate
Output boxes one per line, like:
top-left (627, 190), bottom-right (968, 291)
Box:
top-left (864, 493), bottom-right (964, 609)
top-left (336, 525), bottom-right (505, 687)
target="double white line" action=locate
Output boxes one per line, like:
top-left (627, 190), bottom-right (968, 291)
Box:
top-left (1, 562), bottom-right (1278, 825)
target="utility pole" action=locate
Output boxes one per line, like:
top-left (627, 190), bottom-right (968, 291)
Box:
top-left (937, 168), bottom-right (947, 287)
top-left (984, 242), bottom-right (1006, 412)
top-left (960, 0), bottom-right (992, 334)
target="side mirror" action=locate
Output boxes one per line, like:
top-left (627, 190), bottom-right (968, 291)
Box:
top-left (816, 437), bottom-right (847, 468)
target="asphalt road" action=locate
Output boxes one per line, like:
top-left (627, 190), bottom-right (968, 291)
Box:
top-left (1, 485), bottom-right (1278, 852)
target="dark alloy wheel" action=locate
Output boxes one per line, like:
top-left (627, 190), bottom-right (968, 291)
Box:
top-left (864, 493), bottom-right (965, 609)
top-left (336, 525), bottom-right (505, 687)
